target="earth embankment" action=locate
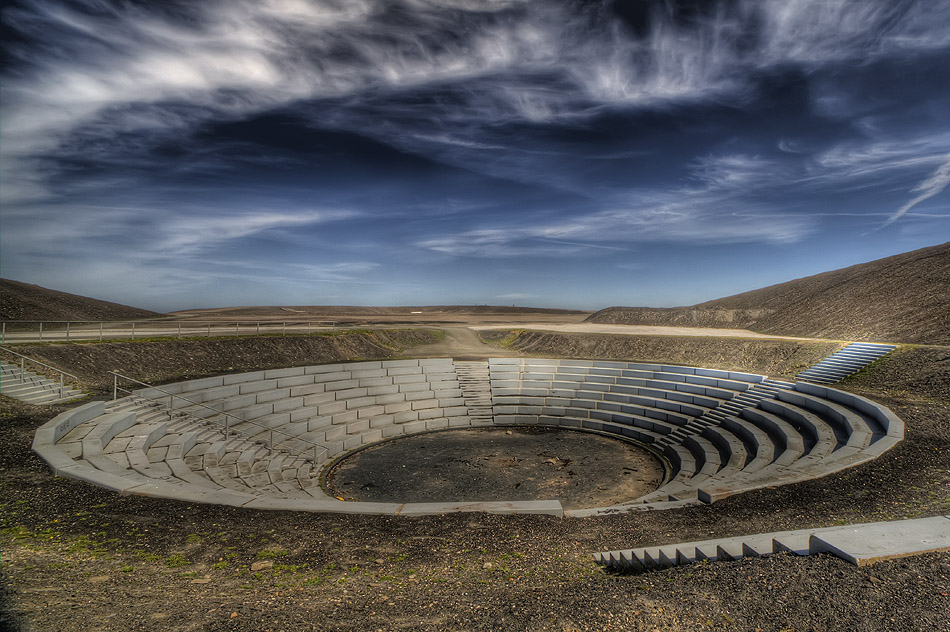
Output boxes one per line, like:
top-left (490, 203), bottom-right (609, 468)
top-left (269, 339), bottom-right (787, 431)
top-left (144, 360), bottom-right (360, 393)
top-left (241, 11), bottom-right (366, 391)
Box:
top-left (482, 329), bottom-right (842, 379)
top-left (588, 241), bottom-right (950, 345)
top-left (0, 279), bottom-right (161, 322)
top-left (6, 329), bottom-right (442, 394)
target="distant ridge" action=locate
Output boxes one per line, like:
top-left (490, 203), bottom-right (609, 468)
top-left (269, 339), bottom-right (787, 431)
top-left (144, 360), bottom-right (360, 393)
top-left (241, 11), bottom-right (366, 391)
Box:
top-left (0, 279), bottom-right (162, 322)
top-left (170, 305), bottom-right (589, 318)
top-left (588, 242), bottom-right (950, 345)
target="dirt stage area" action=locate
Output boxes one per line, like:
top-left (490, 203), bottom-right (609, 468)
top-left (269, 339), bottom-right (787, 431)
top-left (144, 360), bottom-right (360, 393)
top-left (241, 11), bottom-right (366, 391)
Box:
top-left (327, 426), bottom-right (665, 509)
top-left (1, 328), bottom-right (949, 631)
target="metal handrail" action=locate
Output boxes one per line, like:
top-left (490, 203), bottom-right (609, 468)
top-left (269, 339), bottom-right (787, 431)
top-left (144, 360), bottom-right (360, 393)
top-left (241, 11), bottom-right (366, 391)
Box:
top-left (0, 346), bottom-right (79, 398)
top-left (0, 319), bottom-right (339, 342)
top-left (108, 371), bottom-right (325, 462)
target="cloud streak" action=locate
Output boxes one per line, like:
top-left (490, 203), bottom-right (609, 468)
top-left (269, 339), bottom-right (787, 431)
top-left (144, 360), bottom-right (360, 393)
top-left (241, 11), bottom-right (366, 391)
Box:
top-left (879, 156), bottom-right (950, 229)
top-left (1, 0), bottom-right (949, 310)
top-left (154, 210), bottom-right (357, 255)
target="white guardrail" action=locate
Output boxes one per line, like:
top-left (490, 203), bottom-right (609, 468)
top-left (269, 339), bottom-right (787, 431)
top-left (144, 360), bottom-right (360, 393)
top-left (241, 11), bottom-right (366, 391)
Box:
top-left (0, 320), bottom-right (339, 343)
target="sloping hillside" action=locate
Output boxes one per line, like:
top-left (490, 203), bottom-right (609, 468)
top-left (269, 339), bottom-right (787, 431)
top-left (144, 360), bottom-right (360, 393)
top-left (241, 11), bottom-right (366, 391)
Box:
top-left (588, 242), bottom-right (950, 344)
top-left (0, 279), bottom-right (161, 321)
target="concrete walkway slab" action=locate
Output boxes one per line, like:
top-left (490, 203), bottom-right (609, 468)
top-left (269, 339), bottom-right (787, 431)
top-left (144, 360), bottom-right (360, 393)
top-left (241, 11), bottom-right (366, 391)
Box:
top-left (809, 516), bottom-right (950, 566)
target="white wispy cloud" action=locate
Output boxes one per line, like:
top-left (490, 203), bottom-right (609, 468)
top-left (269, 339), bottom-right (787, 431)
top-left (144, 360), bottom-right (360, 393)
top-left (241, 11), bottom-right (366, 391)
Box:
top-left (496, 293), bottom-right (537, 300)
top-left (2, 0), bottom-right (948, 308)
top-left (417, 189), bottom-right (816, 258)
top-left (154, 210), bottom-right (356, 254)
top-left (5, 0), bottom-right (947, 193)
top-left (809, 135), bottom-right (950, 181)
top-left (794, 134), bottom-right (950, 209)
top-left (879, 156), bottom-right (950, 229)
top-left (536, 201), bottom-right (814, 245)
top-left (179, 260), bottom-right (384, 286)
top-left (690, 154), bottom-right (795, 191)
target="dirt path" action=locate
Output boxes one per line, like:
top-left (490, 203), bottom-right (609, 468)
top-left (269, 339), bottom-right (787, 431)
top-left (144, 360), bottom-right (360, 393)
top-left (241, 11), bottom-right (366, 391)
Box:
top-left (472, 322), bottom-right (818, 341)
top-left (402, 322), bottom-right (820, 361)
top-left (402, 326), bottom-right (517, 359)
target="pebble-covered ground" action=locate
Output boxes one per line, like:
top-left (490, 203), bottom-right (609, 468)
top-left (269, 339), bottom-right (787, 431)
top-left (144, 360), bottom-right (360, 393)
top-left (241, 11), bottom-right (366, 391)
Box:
top-left (2, 337), bottom-right (948, 631)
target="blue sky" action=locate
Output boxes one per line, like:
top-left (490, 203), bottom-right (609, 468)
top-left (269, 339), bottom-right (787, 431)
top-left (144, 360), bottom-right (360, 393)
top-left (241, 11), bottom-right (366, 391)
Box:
top-left (1, 0), bottom-right (949, 312)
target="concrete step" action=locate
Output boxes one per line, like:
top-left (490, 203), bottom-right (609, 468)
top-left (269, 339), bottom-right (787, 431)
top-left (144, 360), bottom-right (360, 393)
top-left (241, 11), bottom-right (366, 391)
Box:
top-left (799, 377), bottom-right (837, 385)
top-left (843, 344), bottom-right (896, 353)
top-left (594, 516), bottom-right (948, 572)
top-left (799, 368), bottom-right (850, 380)
top-left (0, 359), bottom-right (87, 405)
top-left (811, 363), bottom-right (866, 375)
top-left (817, 358), bottom-right (870, 369)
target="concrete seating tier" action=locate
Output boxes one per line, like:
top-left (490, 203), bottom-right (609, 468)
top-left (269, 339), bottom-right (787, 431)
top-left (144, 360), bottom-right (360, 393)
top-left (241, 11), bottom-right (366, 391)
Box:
top-left (485, 358), bottom-right (904, 515)
top-left (1, 360), bottom-right (86, 405)
top-left (32, 357), bottom-right (904, 517)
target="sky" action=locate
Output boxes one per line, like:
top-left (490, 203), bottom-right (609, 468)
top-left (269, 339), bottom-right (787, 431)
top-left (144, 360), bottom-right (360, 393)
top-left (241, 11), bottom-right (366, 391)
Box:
top-left (1, 0), bottom-right (949, 313)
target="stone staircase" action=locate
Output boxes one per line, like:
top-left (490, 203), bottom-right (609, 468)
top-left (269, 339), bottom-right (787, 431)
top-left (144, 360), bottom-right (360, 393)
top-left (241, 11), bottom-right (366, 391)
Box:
top-left (1, 359), bottom-right (86, 404)
top-left (797, 342), bottom-right (896, 384)
top-left (454, 360), bottom-right (494, 423)
top-left (656, 378), bottom-right (795, 449)
top-left (594, 515), bottom-right (950, 571)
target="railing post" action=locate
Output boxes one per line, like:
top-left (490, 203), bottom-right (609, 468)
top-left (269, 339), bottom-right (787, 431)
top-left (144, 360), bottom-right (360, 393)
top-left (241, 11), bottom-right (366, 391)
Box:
top-left (39, 322), bottom-right (43, 341)
top-left (131, 322), bottom-right (135, 339)
top-left (99, 322), bottom-right (103, 342)
top-left (282, 322), bottom-right (286, 336)
top-left (113, 373), bottom-right (118, 401)
top-left (20, 358), bottom-right (25, 383)
top-left (257, 322), bottom-right (260, 335)
top-left (235, 323), bottom-right (239, 336)
top-left (207, 323), bottom-right (211, 337)
top-left (66, 322), bottom-right (70, 341)
top-left (60, 373), bottom-right (64, 398)
top-left (307, 321), bottom-right (311, 335)
top-left (270, 429), bottom-right (274, 449)
top-left (178, 322), bottom-right (181, 339)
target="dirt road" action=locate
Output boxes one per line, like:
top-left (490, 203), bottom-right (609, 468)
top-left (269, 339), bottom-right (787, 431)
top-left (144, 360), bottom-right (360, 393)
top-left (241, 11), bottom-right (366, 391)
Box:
top-left (472, 322), bottom-right (815, 340)
top-left (402, 327), bottom-right (518, 359)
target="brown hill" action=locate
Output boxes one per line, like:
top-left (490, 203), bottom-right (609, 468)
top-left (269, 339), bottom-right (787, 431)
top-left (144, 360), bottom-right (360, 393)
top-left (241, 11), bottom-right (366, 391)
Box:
top-left (0, 279), bottom-right (162, 322)
top-left (587, 242), bottom-right (950, 345)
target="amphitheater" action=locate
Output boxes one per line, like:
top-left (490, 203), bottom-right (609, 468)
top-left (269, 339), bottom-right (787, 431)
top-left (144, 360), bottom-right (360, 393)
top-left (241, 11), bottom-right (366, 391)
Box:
top-left (33, 347), bottom-right (906, 520)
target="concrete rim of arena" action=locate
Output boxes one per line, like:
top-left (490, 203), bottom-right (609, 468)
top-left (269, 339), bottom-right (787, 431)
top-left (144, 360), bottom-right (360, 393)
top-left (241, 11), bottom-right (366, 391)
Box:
top-left (32, 356), bottom-right (904, 518)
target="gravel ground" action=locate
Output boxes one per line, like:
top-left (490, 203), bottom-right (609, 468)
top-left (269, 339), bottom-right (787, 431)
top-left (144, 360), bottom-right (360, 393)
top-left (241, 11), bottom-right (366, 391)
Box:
top-left (2, 336), bottom-right (949, 631)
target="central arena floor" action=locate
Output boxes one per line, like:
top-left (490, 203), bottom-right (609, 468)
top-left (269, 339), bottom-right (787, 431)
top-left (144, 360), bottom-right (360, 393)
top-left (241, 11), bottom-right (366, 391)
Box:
top-left (326, 427), bottom-right (664, 509)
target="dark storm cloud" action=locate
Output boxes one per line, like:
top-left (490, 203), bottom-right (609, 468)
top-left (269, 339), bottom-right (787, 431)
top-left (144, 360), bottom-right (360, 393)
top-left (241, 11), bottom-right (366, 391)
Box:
top-left (1, 0), bottom-right (948, 309)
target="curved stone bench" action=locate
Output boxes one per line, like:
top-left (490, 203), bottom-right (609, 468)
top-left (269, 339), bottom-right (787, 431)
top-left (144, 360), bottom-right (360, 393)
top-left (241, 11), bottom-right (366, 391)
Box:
top-left (32, 358), bottom-right (904, 517)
